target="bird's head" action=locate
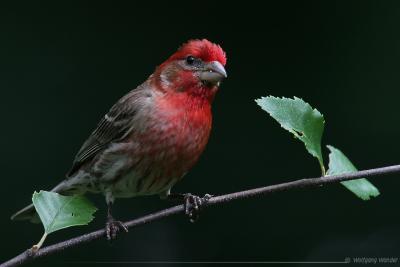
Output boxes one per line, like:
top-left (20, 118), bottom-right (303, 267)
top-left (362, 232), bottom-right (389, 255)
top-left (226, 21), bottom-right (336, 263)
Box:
top-left (154, 39), bottom-right (227, 100)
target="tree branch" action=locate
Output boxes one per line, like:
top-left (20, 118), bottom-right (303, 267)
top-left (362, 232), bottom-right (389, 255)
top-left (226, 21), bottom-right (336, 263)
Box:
top-left (2, 164), bottom-right (400, 267)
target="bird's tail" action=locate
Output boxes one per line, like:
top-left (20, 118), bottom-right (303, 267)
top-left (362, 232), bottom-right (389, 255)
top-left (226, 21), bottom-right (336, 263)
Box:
top-left (11, 180), bottom-right (70, 223)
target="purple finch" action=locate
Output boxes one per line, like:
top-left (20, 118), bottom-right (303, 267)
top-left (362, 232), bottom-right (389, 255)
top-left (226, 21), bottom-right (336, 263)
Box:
top-left (11, 39), bottom-right (227, 239)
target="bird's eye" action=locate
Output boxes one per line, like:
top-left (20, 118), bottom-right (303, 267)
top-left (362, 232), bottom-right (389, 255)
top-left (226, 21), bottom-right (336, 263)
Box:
top-left (186, 56), bottom-right (195, 65)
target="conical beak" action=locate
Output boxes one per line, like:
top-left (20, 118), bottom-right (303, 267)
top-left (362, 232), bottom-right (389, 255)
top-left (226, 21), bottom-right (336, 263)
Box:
top-left (200, 61), bottom-right (227, 86)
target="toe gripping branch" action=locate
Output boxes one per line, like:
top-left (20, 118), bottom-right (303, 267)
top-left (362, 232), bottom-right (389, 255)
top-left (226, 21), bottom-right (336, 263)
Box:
top-left (106, 203), bottom-right (128, 241)
top-left (104, 192), bottom-right (212, 240)
top-left (106, 217), bottom-right (128, 241)
top-left (167, 193), bottom-right (212, 223)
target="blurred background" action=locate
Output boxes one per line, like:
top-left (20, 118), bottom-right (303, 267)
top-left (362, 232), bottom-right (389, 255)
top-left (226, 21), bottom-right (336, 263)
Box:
top-left (1, 1), bottom-right (399, 266)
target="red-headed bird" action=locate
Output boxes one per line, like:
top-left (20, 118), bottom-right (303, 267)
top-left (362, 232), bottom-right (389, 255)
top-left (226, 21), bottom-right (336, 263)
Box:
top-left (11, 39), bottom-right (227, 240)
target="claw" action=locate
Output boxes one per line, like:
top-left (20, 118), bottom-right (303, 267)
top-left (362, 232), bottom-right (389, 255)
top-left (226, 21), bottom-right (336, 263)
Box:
top-left (183, 193), bottom-right (211, 223)
top-left (106, 217), bottom-right (128, 241)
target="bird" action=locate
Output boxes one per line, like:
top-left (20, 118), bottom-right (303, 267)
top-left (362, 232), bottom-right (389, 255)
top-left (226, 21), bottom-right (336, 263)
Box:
top-left (11, 39), bottom-right (227, 240)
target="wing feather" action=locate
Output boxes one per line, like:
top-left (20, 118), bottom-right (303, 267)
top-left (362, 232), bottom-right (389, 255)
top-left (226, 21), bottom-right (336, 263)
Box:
top-left (66, 93), bottom-right (140, 177)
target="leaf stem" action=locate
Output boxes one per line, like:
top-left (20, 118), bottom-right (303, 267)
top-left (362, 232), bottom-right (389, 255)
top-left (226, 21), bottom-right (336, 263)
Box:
top-left (320, 162), bottom-right (326, 176)
top-left (32, 233), bottom-right (47, 252)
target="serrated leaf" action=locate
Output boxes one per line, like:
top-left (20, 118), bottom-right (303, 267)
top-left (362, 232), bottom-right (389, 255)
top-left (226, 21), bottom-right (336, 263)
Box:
top-left (256, 96), bottom-right (325, 173)
top-left (327, 145), bottom-right (380, 200)
top-left (32, 191), bottom-right (97, 234)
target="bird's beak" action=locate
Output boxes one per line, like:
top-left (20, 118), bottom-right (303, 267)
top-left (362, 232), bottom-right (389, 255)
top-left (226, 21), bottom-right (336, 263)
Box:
top-left (200, 61), bottom-right (227, 86)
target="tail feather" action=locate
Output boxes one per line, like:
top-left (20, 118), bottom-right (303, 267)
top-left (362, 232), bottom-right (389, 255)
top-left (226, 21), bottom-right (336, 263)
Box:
top-left (11, 180), bottom-right (70, 223)
top-left (10, 203), bottom-right (40, 223)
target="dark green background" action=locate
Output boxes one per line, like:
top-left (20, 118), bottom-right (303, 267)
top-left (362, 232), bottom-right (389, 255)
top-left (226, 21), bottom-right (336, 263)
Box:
top-left (1, 1), bottom-right (399, 266)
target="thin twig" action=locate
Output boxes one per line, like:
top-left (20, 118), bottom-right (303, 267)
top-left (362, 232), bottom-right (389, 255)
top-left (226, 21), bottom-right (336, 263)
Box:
top-left (2, 164), bottom-right (399, 267)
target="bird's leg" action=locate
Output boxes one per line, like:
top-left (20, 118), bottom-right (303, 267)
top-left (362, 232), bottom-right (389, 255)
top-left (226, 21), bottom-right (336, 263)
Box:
top-left (105, 202), bottom-right (128, 241)
top-left (162, 192), bottom-right (213, 223)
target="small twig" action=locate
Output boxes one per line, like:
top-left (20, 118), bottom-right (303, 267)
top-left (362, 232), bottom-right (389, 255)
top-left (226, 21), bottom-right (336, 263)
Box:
top-left (2, 164), bottom-right (399, 267)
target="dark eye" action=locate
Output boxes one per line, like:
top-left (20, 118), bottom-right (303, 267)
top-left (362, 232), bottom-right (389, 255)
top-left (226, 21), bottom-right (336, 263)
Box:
top-left (186, 56), bottom-right (195, 65)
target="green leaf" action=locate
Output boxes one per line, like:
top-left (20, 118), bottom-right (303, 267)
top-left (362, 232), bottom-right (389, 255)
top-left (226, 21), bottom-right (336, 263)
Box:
top-left (327, 145), bottom-right (380, 200)
top-left (32, 191), bottom-right (97, 234)
top-left (255, 96), bottom-right (325, 174)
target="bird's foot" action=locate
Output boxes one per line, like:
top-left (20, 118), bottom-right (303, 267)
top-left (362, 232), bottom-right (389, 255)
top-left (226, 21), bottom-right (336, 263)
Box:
top-left (183, 193), bottom-right (212, 223)
top-left (106, 216), bottom-right (128, 241)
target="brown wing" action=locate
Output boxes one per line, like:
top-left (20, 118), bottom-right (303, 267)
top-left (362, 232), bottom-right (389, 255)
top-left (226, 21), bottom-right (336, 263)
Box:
top-left (66, 96), bottom-right (138, 177)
